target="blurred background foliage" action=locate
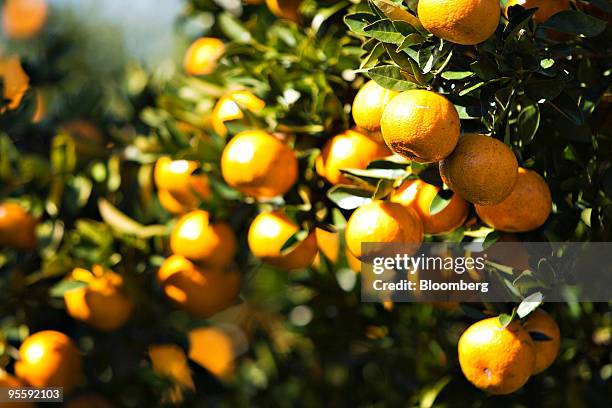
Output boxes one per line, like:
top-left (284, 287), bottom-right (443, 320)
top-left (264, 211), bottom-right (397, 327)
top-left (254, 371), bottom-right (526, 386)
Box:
top-left (0, 0), bottom-right (611, 407)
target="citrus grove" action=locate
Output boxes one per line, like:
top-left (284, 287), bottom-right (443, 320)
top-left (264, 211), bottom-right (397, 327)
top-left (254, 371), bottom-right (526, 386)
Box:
top-left (0, 0), bottom-right (611, 406)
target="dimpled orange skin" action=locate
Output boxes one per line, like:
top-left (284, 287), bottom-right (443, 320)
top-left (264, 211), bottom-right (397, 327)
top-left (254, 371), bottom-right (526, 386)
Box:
top-left (352, 81), bottom-right (399, 132)
top-left (2, 0), bottom-right (48, 39)
top-left (345, 200), bottom-right (424, 260)
top-left (458, 318), bottom-right (536, 395)
top-left (266, 0), bottom-right (302, 22)
top-left (391, 179), bottom-right (470, 235)
top-left (154, 157), bottom-right (211, 209)
top-left (505, 0), bottom-right (569, 24)
top-left (476, 168), bottom-right (551, 232)
top-left (15, 331), bottom-right (82, 394)
top-left (0, 56), bottom-right (29, 111)
top-left (221, 130), bottom-right (298, 199)
top-left (188, 327), bottom-right (236, 378)
top-left (158, 255), bottom-right (240, 318)
top-left (183, 37), bottom-right (225, 76)
top-left (0, 371), bottom-right (34, 408)
top-left (212, 91), bottom-right (266, 137)
top-left (248, 211), bottom-right (318, 271)
top-left (440, 134), bottom-right (518, 206)
top-left (0, 202), bottom-right (37, 250)
top-left (381, 90), bottom-right (460, 163)
top-left (418, 0), bottom-right (500, 45)
top-left (170, 210), bottom-right (237, 268)
top-left (523, 309), bottom-right (561, 374)
top-left (315, 129), bottom-right (390, 185)
top-left (63, 267), bottom-right (134, 332)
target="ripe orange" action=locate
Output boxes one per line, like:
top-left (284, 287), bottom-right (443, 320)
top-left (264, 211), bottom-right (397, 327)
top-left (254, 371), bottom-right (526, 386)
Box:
top-left (211, 91), bottom-right (266, 137)
top-left (15, 330), bottom-right (82, 394)
top-left (0, 370), bottom-right (34, 408)
top-left (63, 266), bottom-right (134, 332)
top-left (458, 317), bottom-right (536, 394)
top-left (523, 309), bottom-right (560, 374)
top-left (391, 179), bottom-right (470, 235)
top-left (188, 327), bottom-right (236, 378)
top-left (221, 130), bottom-right (298, 199)
top-left (247, 211), bottom-right (318, 270)
top-left (183, 37), bottom-right (225, 76)
top-left (64, 394), bottom-right (113, 408)
top-left (0, 56), bottom-right (29, 111)
top-left (418, 0), bottom-right (500, 45)
top-left (440, 134), bottom-right (518, 205)
top-left (315, 228), bottom-right (340, 263)
top-left (0, 202), bottom-right (37, 250)
top-left (157, 255), bottom-right (241, 318)
top-left (476, 168), bottom-right (551, 232)
top-left (380, 90), bottom-right (460, 163)
top-left (1, 0), bottom-right (48, 39)
top-left (315, 129), bottom-right (390, 185)
top-left (32, 90), bottom-right (46, 123)
top-left (154, 157), bottom-right (211, 211)
top-left (170, 210), bottom-right (237, 268)
top-left (352, 80), bottom-right (398, 133)
top-left (149, 344), bottom-right (194, 402)
top-left (266, 0), bottom-right (302, 22)
top-left (346, 247), bottom-right (362, 273)
top-left (345, 200), bottom-right (423, 260)
top-left (505, 0), bottom-right (569, 24)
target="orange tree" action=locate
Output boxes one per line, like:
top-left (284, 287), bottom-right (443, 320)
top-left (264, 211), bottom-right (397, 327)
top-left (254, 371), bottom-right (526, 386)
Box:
top-left (1, 0), bottom-right (612, 406)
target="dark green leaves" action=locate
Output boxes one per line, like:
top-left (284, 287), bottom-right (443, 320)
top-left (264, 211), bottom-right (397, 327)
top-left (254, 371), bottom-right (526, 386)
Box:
top-left (540, 10), bottom-right (608, 37)
top-left (366, 65), bottom-right (418, 91)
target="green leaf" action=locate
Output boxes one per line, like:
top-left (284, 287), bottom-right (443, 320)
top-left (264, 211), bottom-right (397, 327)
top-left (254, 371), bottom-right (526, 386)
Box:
top-left (441, 71), bottom-right (474, 80)
top-left (517, 292), bottom-right (544, 318)
top-left (49, 280), bottom-right (88, 298)
top-left (459, 82), bottom-right (485, 96)
top-left (525, 79), bottom-right (566, 101)
top-left (483, 230), bottom-right (503, 249)
top-left (547, 93), bottom-right (583, 125)
top-left (340, 167), bottom-right (407, 180)
top-left (98, 199), bottom-right (168, 238)
top-left (280, 230), bottom-right (309, 254)
top-left (363, 19), bottom-right (406, 44)
top-left (218, 12), bottom-right (252, 43)
top-left (367, 65), bottom-right (419, 91)
top-left (498, 310), bottom-right (516, 328)
top-left (540, 10), bottom-right (607, 37)
top-left (429, 190), bottom-right (453, 216)
top-left (327, 185), bottom-right (373, 210)
top-left (516, 102), bottom-right (540, 143)
top-left (370, 0), bottom-right (424, 30)
top-left (397, 33), bottom-right (426, 51)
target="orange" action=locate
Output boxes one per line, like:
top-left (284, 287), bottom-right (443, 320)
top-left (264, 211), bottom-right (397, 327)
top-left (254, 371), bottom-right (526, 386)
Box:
top-left (391, 179), bottom-right (470, 235)
top-left (0, 56), bottom-right (29, 111)
top-left (65, 394), bottom-right (114, 408)
top-left (315, 129), bottom-right (390, 185)
top-left (458, 317), bottom-right (536, 394)
top-left (149, 344), bottom-right (194, 403)
top-left (0, 202), bottom-right (37, 250)
top-left (346, 247), bottom-right (362, 273)
top-left (440, 134), bottom-right (518, 205)
top-left (63, 266), bottom-right (134, 332)
top-left (315, 228), bottom-right (340, 263)
top-left (418, 0), bottom-right (500, 45)
top-left (1, 0), bottom-right (48, 39)
top-left (221, 130), bottom-right (298, 199)
top-left (157, 255), bottom-right (240, 318)
top-left (183, 37), bottom-right (225, 76)
top-left (211, 91), bottom-right (266, 137)
top-left (380, 90), bottom-right (460, 163)
top-left (188, 327), bottom-right (236, 378)
top-left (0, 370), bottom-right (34, 408)
top-left (266, 0), bottom-right (302, 22)
top-left (170, 210), bottom-right (237, 268)
top-left (154, 157), bottom-right (211, 211)
top-left (345, 200), bottom-right (423, 260)
top-left (352, 80), bottom-right (398, 133)
top-left (476, 168), bottom-right (551, 232)
top-left (32, 90), bottom-right (46, 123)
top-left (505, 0), bottom-right (569, 24)
top-left (523, 309), bottom-right (560, 374)
top-left (247, 211), bottom-right (318, 270)
top-left (15, 330), bottom-right (82, 394)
